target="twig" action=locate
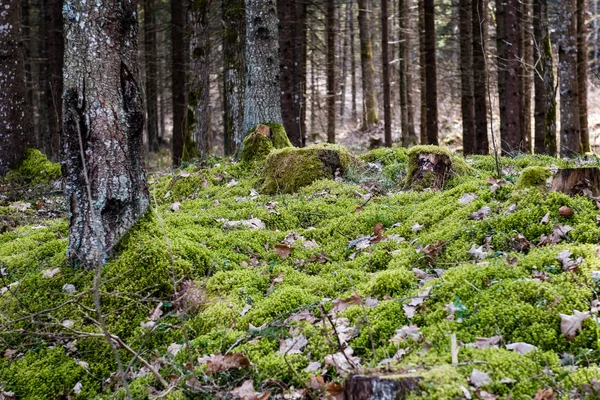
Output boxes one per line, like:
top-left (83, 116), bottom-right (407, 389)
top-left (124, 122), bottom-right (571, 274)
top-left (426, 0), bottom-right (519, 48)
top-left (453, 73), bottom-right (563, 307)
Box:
top-left (319, 304), bottom-right (357, 370)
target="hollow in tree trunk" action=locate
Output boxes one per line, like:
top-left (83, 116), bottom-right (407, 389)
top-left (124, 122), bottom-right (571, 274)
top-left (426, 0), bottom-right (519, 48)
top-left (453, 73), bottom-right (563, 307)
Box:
top-left (62, 0), bottom-right (150, 266)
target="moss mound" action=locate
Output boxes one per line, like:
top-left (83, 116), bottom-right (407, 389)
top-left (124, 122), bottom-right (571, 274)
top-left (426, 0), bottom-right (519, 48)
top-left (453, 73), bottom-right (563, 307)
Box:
top-left (262, 144), bottom-right (359, 194)
top-left (6, 148), bottom-right (61, 184)
top-left (517, 166), bottom-right (552, 188)
top-left (240, 123), bottom-right (292, 162)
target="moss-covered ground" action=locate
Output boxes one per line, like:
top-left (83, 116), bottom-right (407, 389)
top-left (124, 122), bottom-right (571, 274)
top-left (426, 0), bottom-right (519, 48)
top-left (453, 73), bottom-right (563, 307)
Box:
top-left (3, 148), bottom-right (600, 398)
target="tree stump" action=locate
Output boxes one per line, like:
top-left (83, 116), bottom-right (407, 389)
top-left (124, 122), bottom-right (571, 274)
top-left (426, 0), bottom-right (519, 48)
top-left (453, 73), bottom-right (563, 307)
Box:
top-left (551, 168), bottom-right (600, 197)
top-left (343, 374), bottom-right (421, 400)
top-left (406, 149), bottom-right (453, 190)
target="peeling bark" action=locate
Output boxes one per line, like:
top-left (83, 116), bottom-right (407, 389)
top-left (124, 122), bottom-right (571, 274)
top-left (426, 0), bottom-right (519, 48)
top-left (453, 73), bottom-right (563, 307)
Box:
top-left (0, 0), bottom-right (34, 175)
top-left (62, 0), bottom-right (149, 266)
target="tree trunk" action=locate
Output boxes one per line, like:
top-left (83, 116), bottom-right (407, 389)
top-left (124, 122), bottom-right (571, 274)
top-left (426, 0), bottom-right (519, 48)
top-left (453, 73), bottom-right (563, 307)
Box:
top-left (577, 0), bottom-right (590, 152)
top-left (171, 0), bottom-right (186, 166)
top-left (62, 0), bottom-right (149, 266)
top-left (472, 0), bottom-right (489, 154)
top-left (243, 0), bottom-right (286, 135)
top-left (533, 0), bottom-right (556, 155)
top-left (381, 0), bottom-right (392, 147)
top-left (21, 0), bottom-right (33, 117)
top-left (144, 0), bottom-right (160, 153)
top-left (0, 0), bottom-right (35, 175)
top-left (279, 0), bottom-right (296, 144)
top-left (497, 0), bottom-right (522, 154)
top-left (399, 0), bottom-right (416, 147)
top-left (340, 0), bottom-right (352, 119)
top-left (350, 2), bottom-right (358, 123)
top-left (459, 0), bottom-right (475, 154)
top-left (188, 0), bottom-right (211, 157)
top-left (294, 0), bottom-right (307, 146)
top-left (223, 0), bottom-right (246, 156)
top-left (551, 168), bottom-right (600, 197)
top-left (558, 0), bottom-right (581, 157)
top-left (424, 0), bottom-right (438, 145)
top-left (419, 0), bottom-right (427, 143)
top-left (326, 0), bottom-right (336, 143)
top-left (357, 0), bottom-right (379, 129)
top-left (344, 375), bottom-right (420, 400)
top-left (520, 0), bottom-right (533, 152)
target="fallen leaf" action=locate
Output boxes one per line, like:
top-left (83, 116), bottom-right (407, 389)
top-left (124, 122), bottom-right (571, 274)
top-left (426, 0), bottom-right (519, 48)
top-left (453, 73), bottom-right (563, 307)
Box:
top-left (411, 223), bottom-right (423, 232)
top-left (478, 391), bottom-right (499, 400)
top-left (326, 382), bottom-right (344, 400)
top-left (324, 347), bottom-right (360, 374)
top-left (541, 212), bottom-right (550, 224)
top-left (534, 388), bottom-right (555, 400)
top-left (62, 283), bottom-right (76, 294)
top-left (170, 202), bottom-right (181, 212)
top-left (468, 244), bottom-right (487, 260)
top-left (560, 310), bottom-right (590, 339)
top-left (274, 244), bottom-right (292, 259)
top-left (403, 304), bottom-right (416, 319)
top-left (460, 385), bottom-right (472, 399)
top-left (42, 268), bottom-right (60, 278)
top-left (62, 320), bottom-right (75, 328)
top-left (470, 206), bottom-right (491, 220)
top-left (470, 368), bottom-right (490, 387)
top-left (278, 335), bottom-right (308, 355)
top-left (179, 170), bottom-right (191, 177)
top-left (221, 218), bottom-right (265, 230)
top-left (230, 380), bottom-right (270, 400)
top-left (390, 325), bottom-right (423, 343)
top-left (458, 193), bottom-right (478, 204)
top-left (204, 353), bottom-right (251, 374)
top-left (73, 382), bottom-right (82, 395)
top-left (227, 179), bottom-right (239, 188)
top-left (378, 348), bottom-right (407, 366)
top-left (506, 342), bottom-right (537, 354)
top-left (504, 203), bottom-right (517, 214)
top-left (167, 343), bottom-right (182, 356)
top-left (304, 361), bottom-right (322, 373)
top-left (241, 304), bottom-right (252, 316)
top-left (331, 294), bottom-right (362, 313)
top-left (471, 336), bottom-right (502, 349)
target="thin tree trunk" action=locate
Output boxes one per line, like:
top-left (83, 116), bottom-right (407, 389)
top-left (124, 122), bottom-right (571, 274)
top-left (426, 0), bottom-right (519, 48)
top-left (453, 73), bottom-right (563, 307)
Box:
top-left (558, 0), bottom-right (582, 156)
top-left (145, 0), bottom-right (160, 152)
top-left (418, 0), bottom-right (427, 143)
top-left (459, 0), bottom-right (475, 154)
top-left (310, 28), bottom-right (317, 135)
top-left (520, 0), bottom-right (533, 152)
top-left (381, 0), bottom-right (392, 146)
top-left (340, 0), bottom-right (352, 118)
top-left (188, 0), bottom-right (211, 157)
top-left (62, 0), bottom-right (149, 265)
top-left (496, 0), bottom-right (522, 154)
top-left (533, 0), bottom-right (556, 155)
top-left (472, 0), bottom-right (488, 154)
top-left (243, 0), bottom-right (285, 135)
top-left (577, 0), bottom-right (590, 152)
top-left (171, 0), bottom-right (186, 166)
top-left (424, 0), bottom-right (438, 145)
top-left (0, 0), bottom-right (35, 175)
top-left (279, 0), bottom-right (298, 144)
top-left (223, 0), bottom-right (246, 155)
top-left (357, 0), bottom-right (379, 129)
top-left (399, 0), bottom-right (416, 147)
top-left (327, 0), bottom-right (336, 143)
top-left (350, 2), bottom-right (358, 123)
top-left (294, 0), bottom-right (308, 147)
top-left (21, 0), bottom-right (33, 115)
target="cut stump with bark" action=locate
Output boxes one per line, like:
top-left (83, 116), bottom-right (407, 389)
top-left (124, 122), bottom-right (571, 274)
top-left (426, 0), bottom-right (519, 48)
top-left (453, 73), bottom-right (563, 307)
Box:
top-left (405, 146), bottom-right (454, 190)
top-left (343, 374), bottom-right (421, 400)
top-left (551, 168), bottom-right (600, 197)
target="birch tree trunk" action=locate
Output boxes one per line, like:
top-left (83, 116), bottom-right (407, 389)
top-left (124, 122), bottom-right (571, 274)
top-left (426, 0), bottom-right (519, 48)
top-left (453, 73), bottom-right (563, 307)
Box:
top-left (243, 0), bottom-right (285, 136)
top-left (62, 0), bottom-right (150, 266)
top-left (223, 0), bottom-right (246, 155)
top-left (0, 0), bottom-right (34, 175)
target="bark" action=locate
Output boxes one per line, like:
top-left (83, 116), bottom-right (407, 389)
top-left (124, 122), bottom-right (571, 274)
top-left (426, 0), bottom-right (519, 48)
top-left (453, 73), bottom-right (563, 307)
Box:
top-left (144, 0), bottom-right (160, 152)
top-left (344, 375), bottom-right (421, 400)
top-left (496, 0), bottom-right (522, 154)
top-left (357, 0), bottom-right (378, 129)
top-left (326, 0), bottom-right (336, 143)
top-left (188, 0), bottom-right (211, 156)
top-left (21, 0), bottom-right (33, 113)
top-left (294, 0), bottom-right (307, 146)
top-left (472, 0), bottom-right (488, 154)
top-left (577, 0), bottom-right (590, 152)
top-left (62, 0), bottom-right (149, 266)
top-left (419, 0), bottom-right (426, 143)
top-left (551, 168), bottom-right (600, 197)
top-left (399, 0), bottom-right (416, 147)
top-left (350, 1), bottom-right (358, 122)
top-left (243, 0), bottom-right (285, 135)
top-left (223, 0), bottom-right (246, 155)
top-left (459, 0), bottom-right (475, 154)
top-left (558, 0), bottom-right (581, 156)
top-left (533, 0), bottom-right (556, 155)
top-left (340, 0), bottom-right (352, 118)
top-left (171, 0), bottom-right (186, 166)
top-left (0, 0), bottom-right (35, 175)
top-left (424, 0), bottom-right (438, 145)
top-left (381, 0), bottom-right (392, 147)
top-left (520, 0), bottom-right (533, 152)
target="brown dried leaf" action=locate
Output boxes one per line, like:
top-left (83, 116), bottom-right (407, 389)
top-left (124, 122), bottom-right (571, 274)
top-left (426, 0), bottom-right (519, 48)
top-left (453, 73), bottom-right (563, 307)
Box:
top-left (469, 369), bottom-right (490, 387)
top-left (534, 388), bottom-right (556, 400)
top-left (326, 382), bottom-right (344, 400)
top-left (274, 244), bottom-right (292, 259)
top-left (230, 380), bottom-right (270, 400)
top-left (560, 310), bottom-right (590, 339)
top-left (331, 294), bottom-right (362, 314)
top-left (204, 353), bottom-right (251, 374)
top-left (472, 336), bottom-right (502, 349)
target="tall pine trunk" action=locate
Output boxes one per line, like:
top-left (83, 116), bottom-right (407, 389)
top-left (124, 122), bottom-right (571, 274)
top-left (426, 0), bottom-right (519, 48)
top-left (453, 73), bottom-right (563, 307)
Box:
top-left (472, 0), bottom-right (488, 154)
top-left (381, 0), bottom-right (392, 146)
top-left (533, 0), bottom-right (556, 155)
top-left (459, 0), bottom-right (475, 154)
top-left (424, 0), bottom-right (438, 144)
top-left (520, 0), bottom-right (533, 152)
top-left (558, 0), bottom-right (581, 156)
top-left (357, 0), bottom-right (378, 129)
top-left (171, 0), bottom-right (186, 166)
top-left (0, 0), bottom-right (34, 175)
top-left (496, 0), bottom-right (522, 154)
top-left (350, 3), bottom-right (358, 123)
top-left (144, 0), bottom-right (160, 152)
top-left (62, 0), bottom-right (149, 266)
top-left (223, 0), bottom-right (246, 155)
top-left (577, 0), bottom-right (590, 152)
top-left (243, 0), bottom-right (285, 135)
top-left (188, 0), bottom-right (211, 156)
top-left (419, 0), bottom-right (427, 143)
top-left (340, 0), bottom-right (352, 119)
top-left (326, 0), bottom-right (336, 143)
top-left (399, 0), bottom-right (416, 147)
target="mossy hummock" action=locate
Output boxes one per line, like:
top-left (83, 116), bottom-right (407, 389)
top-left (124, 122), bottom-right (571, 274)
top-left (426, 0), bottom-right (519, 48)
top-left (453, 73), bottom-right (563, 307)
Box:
top-left (240, 123), bottom-right (292, 163)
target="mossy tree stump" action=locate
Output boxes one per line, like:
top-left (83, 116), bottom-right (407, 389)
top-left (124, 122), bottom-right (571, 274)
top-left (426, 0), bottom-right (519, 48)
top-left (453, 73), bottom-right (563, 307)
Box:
top-left (551, 168), bottom-right (600, 197)
top-left (240, 123), bottom-right (292, 163)
top-left (343, 374), bottom-right (420, 400)
top-left (405, 146), bottom-right (454, 190)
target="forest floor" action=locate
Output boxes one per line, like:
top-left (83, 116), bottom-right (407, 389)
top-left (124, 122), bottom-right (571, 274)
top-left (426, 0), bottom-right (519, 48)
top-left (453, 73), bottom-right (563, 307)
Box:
top-left (2, 147), bottom-right (600, 399)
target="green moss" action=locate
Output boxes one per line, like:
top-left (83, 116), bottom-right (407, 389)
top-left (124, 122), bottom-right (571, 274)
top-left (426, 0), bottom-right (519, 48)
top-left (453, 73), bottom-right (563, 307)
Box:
top-left (240, 123), bottom-right (292, 162)
top-left (6, 148), bottom-right (61, 184)
top-left (360, 147), bottom-right (409, 167)
top-left (262, 144), bottom-right (360, 194)
top-left (365, 268), bottom-right (417, 298)
top-left (516, 166), bottom-right (552, 188)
